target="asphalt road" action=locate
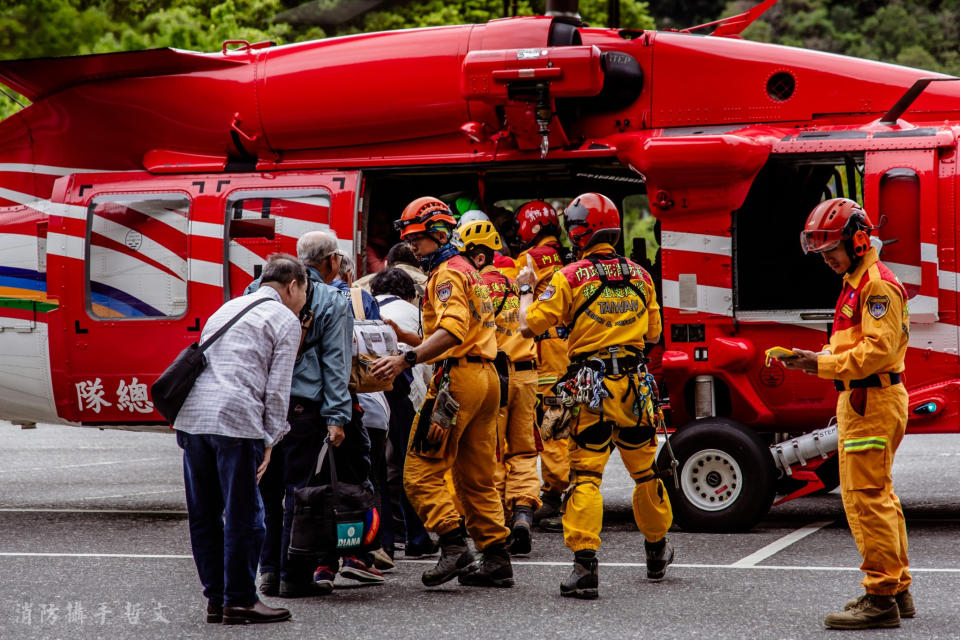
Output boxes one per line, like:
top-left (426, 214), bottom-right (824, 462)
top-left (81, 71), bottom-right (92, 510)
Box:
top-left (1, 422), bottom-right (958, 640)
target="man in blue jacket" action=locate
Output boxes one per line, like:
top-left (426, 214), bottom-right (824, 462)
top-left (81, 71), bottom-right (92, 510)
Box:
top-left (251, 230), bottom-right (354, 598)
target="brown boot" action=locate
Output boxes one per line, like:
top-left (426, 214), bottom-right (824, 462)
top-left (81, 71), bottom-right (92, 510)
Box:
top-left (826, 594), bottom-right (900, 629)
top-left (845, 589), bottom-right (915, 618)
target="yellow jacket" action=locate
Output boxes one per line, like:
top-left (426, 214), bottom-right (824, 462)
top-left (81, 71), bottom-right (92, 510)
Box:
top-left (481, 265), bottom-right (537, 362)
top-left (818, 248), bottom-right (909, 382)
top-left (422, 254), bottom-right (498, 362)
top-left (526, 243), bottom-right (661, 359)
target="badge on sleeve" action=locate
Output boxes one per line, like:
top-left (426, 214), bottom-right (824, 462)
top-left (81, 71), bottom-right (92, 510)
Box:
top-left (867, 295), bottom-right (890, 319)
top-left (539, 285), bottom-right (556, 301)
top-left (436, 281), bottom-right (453, 302)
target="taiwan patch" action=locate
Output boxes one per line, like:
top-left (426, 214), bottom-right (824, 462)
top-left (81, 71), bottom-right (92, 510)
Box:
top-left (436, 281), bottom-right (453, 302)
top-left (539, 285), bottom-right (556, 301)
top-left (867, 295), bottom-right (890, 319)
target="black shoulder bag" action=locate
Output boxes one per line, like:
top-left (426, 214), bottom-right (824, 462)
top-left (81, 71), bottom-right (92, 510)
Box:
top-left (151, 297), bottom-right (272, 424)
top-left (289, 437), bottom-right (379, 556)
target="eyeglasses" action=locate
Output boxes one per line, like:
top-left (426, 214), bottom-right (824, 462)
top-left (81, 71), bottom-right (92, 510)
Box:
top-left (320, 250), bottom-right (345, 261)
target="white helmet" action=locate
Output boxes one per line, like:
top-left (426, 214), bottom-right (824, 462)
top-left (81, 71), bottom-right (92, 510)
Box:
top-left (452, 210), bottom-right (490, 248)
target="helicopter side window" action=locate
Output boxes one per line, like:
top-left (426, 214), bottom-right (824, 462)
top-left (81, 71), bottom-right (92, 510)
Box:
top-left (86, 194), bottom-right (189, 319)
top-left (224, 189), bottom-right (332, 299)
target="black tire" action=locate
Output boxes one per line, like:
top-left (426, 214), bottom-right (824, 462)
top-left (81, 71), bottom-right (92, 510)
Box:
top-left (657, 418), bottom-right (776, 533)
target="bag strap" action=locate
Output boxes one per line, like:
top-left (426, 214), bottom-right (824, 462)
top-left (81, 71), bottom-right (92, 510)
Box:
top-left (350, 287), bottom-right (365, 320)
top-left (199, 296), bottom-right (273, 354)
top-left (314, 438), bottom-right (343, 509)
top-left (493, 272), bottom-right (513, 317)
top-left (378, 296), bottom-right (401, 308)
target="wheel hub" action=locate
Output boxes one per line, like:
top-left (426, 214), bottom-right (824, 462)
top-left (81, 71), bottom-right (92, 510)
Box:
top-left (680, 449), bottom-right (744, 512)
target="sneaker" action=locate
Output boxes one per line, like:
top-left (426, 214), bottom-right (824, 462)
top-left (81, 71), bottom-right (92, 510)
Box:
top-left (340, 556), bottom-right (385, 585)
top-left (257, 571), bottom-right (279, 597)
top-left (509, 505), bottom-right (534, 556)
top-left (825, 594), bottom-right (900, 629)
top-left (644, 538), bottom-right (674, 582)
top-left (405, 535), bottom-right (440, 558)
top-left (560, 550), bottom-right (599, 600)
top-left (372, 547), bottom-right (396, 572)
top-left (312, 566), bottom-right (335, 595)
top-left (845, 590), bottom-right (915, 618)
top-left (458, 543), bottom-right (514, 588)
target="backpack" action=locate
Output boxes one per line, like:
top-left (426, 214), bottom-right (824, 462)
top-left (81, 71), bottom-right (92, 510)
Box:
top-left (348, 287), bottom-right (398, 393)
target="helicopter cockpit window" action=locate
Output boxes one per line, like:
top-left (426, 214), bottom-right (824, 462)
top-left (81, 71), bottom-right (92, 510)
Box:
top-left (86, 194), bottom-right (189, 319)
top-left (224, 189), bottom-right (332, 299)
top-left (734, 156), bottom-right (863, 319)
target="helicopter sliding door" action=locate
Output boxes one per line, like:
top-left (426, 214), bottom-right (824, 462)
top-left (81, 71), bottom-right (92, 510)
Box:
top-left (46, 170), bottom-right (359, 426)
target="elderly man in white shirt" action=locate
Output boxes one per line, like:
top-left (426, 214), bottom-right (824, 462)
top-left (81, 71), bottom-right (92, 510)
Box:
top-left (175, 254), bottom-right (305, 626)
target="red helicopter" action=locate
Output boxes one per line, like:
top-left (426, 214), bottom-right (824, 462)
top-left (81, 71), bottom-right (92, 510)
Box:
top-left (0, 0), bottom-right (956, 530)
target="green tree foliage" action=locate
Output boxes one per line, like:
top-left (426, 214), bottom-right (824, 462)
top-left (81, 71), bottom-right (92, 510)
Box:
top-left (0, 0), bottom-right (653, 118)
top-left (720, 0), bottom-right (960, 77)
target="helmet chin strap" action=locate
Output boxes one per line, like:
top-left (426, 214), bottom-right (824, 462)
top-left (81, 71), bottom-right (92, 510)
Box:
top-left (419, 241), bottom-right (460, 272)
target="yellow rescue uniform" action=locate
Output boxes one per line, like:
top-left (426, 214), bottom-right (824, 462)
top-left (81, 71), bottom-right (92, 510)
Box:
top-left (525, 243), bottom-right (671, 551)
top-left (404, 254), bottom-right (509, 550)
top-left (481, 265), bottom-right (541, 512)
top-left (817, 248), bottom-right (911, 596)
top-left (515, 236), bottom-right (571, 497)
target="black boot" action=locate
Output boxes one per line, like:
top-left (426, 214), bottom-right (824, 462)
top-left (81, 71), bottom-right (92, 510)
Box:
top-left (458, 542), bottom-right (514, 588)
top-left (534, 492), bottom-right (563, 532)
top-left (509, 505), bottom-right (534, 555)
top-left (644, 537), bottom-right (674, 581)
top-left (560, 550), bottom-right (598, 599)
top-left (421, 526), bottom-right (476, 587)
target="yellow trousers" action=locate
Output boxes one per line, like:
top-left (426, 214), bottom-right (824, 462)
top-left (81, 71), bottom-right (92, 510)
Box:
top-left (493, 365), bottom-right (541, 511)
top-left (837, 384), bottom-right (911, 596)
top-left (562, 373), bottom-right (672, 552)
top-left (404, 360), bottom-right (510, 550)
top-left (537, 337), bottom-right (570, 496)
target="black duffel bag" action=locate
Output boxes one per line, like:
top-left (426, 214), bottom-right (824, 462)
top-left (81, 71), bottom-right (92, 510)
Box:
top-left (151, 297), bottom-right (271, 423)
top-left (289, 439), bottom-right (380, 556)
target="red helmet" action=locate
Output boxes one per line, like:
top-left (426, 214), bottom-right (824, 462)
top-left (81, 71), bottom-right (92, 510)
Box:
top-left (801, 198), bottom-right (873, 256)
top-left (395, 196), bottom-right (457, 239)
top-left (563, 193), bottom-right (620, 249)
top-left (515, 200), bottom-right (559, 246)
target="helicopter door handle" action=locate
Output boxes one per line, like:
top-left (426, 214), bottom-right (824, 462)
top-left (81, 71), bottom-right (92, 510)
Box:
top-left (230, 113), bottom-right (259, 143)
top-left (799, 312), bottom-right (834, 321)
top-left (187, 318), bottom-right (201, 332)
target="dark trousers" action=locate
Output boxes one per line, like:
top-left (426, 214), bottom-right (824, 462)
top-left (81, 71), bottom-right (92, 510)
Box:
top-left (368, 428), bottom-right (395, 552)
top-left (260, 399), bottom-right (327, 584)
top-left (177, 431), bottom-right (265, 608)
top-left (385, 377), bottom-right (428, 545)
top-left (260, 397), bottom-right (372, 582)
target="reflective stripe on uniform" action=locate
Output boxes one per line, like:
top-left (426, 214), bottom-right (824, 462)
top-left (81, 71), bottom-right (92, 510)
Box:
top-left (843, 436), bottom-right (888, 452)
top-left (538, 375), bottom-right (558, 387)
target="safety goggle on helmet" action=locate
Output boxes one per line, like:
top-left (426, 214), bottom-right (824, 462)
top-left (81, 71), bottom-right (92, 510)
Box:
top-left (800, 198), bottom-right (872, 255)
top-left (394, 196), bottom-right (457, 239)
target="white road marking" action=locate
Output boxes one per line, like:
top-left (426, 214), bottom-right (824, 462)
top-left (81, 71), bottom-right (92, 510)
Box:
top-left (731, 520), bottom-right (834, 567)
top-left (0, 508), bottom-right (187, 515)
top-left (80, 489), bottom-right (181, 500)
top-left (0, 457), bottom-right (168, 474)
top-left (400, 559), bottom-right (960, 573)
top-left (0, 553), bottom-right (956, 574)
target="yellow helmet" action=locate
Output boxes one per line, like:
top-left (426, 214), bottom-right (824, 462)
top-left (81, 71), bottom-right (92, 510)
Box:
top-left (456, 219), bottom-right (502, 252)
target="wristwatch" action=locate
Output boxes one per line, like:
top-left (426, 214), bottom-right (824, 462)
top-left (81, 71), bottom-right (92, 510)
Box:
top-left (519, 283), bottom-right (533, 295)
top-left (404, 350), bottom-right (418, 367)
